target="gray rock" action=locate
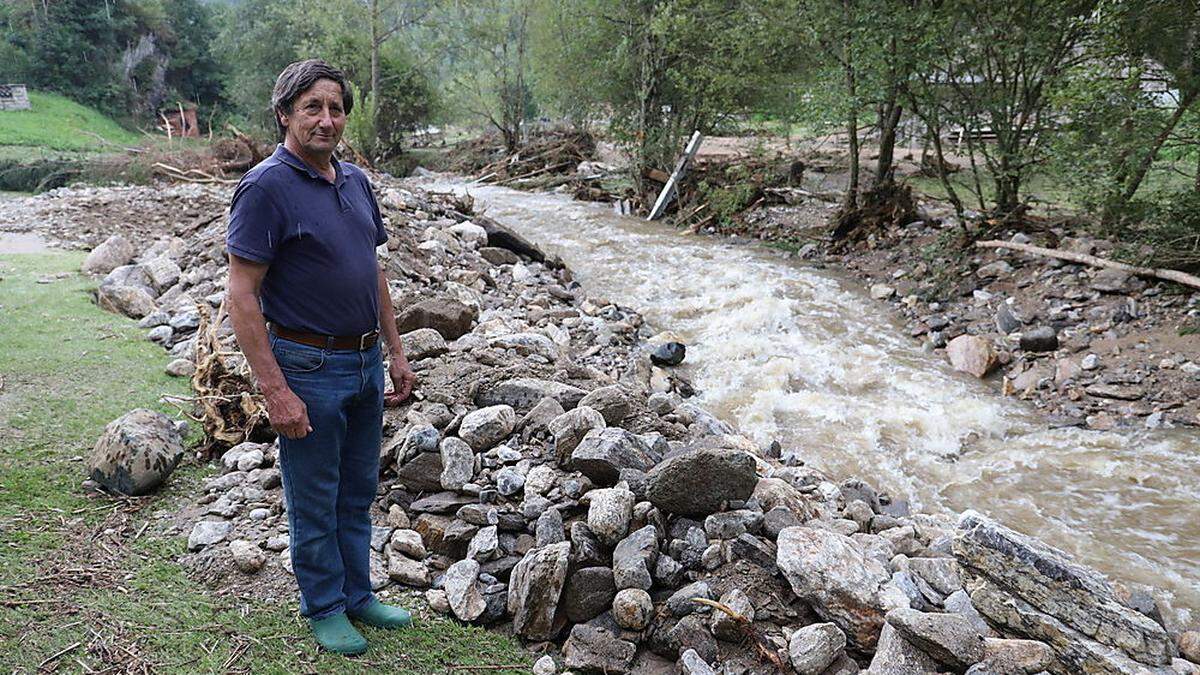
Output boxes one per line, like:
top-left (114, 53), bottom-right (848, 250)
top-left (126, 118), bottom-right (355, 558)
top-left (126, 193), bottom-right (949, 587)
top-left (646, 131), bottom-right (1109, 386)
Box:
top-left (571, 428), bottom-right (658, 486)
top-left (548, 406), bottom-right (606, 464)
top-left (667, 581), bottom-right (711, 617)
top-left (444, 558), bottom-right (486, 621)
top-left (664, 614), bottom-right (718, 664)
top-left (909, 556), bottom-right (963, 597)
top-left (396, 450), bottom-right (445, 492)
top-left (587, 485), bottom-right (635, 546)
top-left (613, 588), bottom-right (653, 630)
top-left (1020, 326), bottom-right (1059, 352)
top-left (188, 521), bottom-right (232, 551)
top-left (887, 607), bottom-right (985, 668)
top-left (82, 235), bottom-right (134, 275)
top-left (867, 623), bottom-right (942, 674)
top-left (612, 525), bottom-right (658, 591)
top-left (644, 448), bottom-right (757, 517)
top-left (711, 588), bottom-right (754, 642)
top-left (578, 385), bottom-right (632, 425)
top-left (439, 437), bottom-right (475, 491)
top-left (165, 358), bottom-right (195, 377)
top-left (87, 408), bottom-right (185, 495)
top-left (387, 550), bottom-right (431, 587)
top-left (788, 622), bottom-right (847, 675)
top-left (141, 256), bottom-right (181, 294)
top-left (467, 525), bottom-right (499, 561)
top-left (390, 528), bottom-right (426, 559)
top-left (651, 342), bottom-right (686, 367)
top-left (494, 467), bottom-right (525, 497)
top-left (945, 589), bottom-right (994, 637)
top-left (524, 464), bottom-right (558, 496)
top-left (996, 304), bottom-right (1022, 334)
top-left (562, 623), bottom-right (637, 674)
top-left (97, 278), bottom-right (157, 318)
top-left (458, 405), bottom-right (516, 451)
top-left (1091, 269), bottom-right (1131, 293)
top-left (778, 526), bottom-right (903, 651)
top-left (228, 539), bottom-right (266, 574)
top-left (678, 648), bottom-right (716, 675)
top-left (507, 541), bottom-right (571, 640)
top-left (563, 567), bottom-right (617, 623)
top-left (954, 510), bottom-right (1174, 668)
top-left (476, 377), bottom-right (587, 411)
top-left (517, 396), bottom-right (565, 434)
top-left (968, 637), bottom-right (1055, 674)
top-left (535, 508), bottom-right (565, 547)
top-left (764, 505), bottom-right (802, 539)
top-left (400, 327), bottom-right (449, 360)
top-left (570, 521), bottom-right (609, 569)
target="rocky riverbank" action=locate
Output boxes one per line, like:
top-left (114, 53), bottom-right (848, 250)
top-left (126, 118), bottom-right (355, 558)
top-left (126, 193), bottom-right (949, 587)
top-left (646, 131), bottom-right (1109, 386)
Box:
top-left (5, 177), bottom-right (1199, 674)
top-left (675, 170), bottom-right (1200, 432)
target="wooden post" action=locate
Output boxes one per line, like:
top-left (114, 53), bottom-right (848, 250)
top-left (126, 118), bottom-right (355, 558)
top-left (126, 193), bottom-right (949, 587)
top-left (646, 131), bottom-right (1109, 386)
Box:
top-left (647, 130), bottom-right (703, 221)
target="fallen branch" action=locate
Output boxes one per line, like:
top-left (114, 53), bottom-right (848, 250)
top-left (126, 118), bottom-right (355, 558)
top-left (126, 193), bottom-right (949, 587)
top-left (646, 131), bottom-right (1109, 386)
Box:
top-left (692, 597), bottom-right (786, 671)
top-left (976, 240), bottom-right (1200, 291)
top-left (37, 640), bottom-right (82, 671)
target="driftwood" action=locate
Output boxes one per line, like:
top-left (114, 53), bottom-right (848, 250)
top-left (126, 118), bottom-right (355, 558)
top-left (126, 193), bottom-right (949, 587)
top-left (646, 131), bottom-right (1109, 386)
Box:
top-left (976, 240), bottom-right (1200, 291)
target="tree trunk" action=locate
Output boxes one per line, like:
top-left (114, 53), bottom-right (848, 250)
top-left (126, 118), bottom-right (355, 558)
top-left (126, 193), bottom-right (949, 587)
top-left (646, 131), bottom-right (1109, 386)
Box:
top-left (1120, 88), bottom-right (1199, 205)
top-left (842, 3), bottom-right (859, 211)
top-left (370, 0), bottom-right (380, 130)
top-left (874, 98), bottom-right (902, 188)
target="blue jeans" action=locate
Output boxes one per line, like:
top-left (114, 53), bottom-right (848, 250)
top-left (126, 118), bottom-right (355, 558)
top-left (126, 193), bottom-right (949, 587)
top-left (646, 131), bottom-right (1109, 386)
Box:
top-left (270, 334), bottom-right (384, 619)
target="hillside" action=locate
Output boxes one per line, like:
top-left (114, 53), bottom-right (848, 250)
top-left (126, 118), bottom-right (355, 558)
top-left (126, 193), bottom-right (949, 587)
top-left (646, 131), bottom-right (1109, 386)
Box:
top-left (0, 91), bottom-right (143, 155)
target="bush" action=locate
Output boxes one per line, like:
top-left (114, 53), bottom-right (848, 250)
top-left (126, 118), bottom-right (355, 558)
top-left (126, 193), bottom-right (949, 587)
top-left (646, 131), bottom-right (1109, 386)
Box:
top-left (1114, 189), bottom-right (1200, 272)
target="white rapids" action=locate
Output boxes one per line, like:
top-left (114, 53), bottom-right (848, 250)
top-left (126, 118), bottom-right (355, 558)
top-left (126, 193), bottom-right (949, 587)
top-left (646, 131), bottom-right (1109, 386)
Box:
top-left (417, 176), bottom-right (1200, 616)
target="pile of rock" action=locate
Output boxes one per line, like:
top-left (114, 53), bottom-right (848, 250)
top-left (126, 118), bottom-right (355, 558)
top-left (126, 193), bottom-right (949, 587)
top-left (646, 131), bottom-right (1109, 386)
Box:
top-left (70, 177), bottom-right (1199, 674)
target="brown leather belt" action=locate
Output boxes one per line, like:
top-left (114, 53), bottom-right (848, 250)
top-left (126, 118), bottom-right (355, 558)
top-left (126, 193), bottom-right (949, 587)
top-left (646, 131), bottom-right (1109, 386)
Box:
top-left (269, 322), bottom-right (379, 351)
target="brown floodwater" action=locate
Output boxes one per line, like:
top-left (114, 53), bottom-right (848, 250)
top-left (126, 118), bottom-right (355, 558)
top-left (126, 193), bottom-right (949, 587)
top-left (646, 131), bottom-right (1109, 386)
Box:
top-left (416, 176), bottom-right (1200, 618)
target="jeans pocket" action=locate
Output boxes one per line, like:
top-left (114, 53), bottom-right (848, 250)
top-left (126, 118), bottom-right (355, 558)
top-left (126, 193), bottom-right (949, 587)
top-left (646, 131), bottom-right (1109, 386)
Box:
top-left (272, 341), bottom-right (326, 374)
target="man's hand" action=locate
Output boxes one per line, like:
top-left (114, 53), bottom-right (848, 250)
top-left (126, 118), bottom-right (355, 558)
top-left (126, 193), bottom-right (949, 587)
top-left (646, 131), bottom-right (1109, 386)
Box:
top-left (385, 356), bottom-right (417, 407)
top-left (265, 386), bottom-right (312, 439)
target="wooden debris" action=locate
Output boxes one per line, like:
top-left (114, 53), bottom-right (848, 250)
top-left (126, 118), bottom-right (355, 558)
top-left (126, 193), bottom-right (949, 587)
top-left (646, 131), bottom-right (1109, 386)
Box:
top-left (648, 130), bottom-right (703, 221)
top-left (976, 240), bottom-right (1200, 291)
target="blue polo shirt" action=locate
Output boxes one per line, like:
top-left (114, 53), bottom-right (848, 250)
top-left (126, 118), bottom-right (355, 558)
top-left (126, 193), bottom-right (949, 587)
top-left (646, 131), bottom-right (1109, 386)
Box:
top-left (226, 145), bottom-right (388, 336)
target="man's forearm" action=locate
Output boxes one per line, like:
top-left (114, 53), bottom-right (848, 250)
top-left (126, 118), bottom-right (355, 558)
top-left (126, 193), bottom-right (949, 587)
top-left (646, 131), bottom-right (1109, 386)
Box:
top-left (228, 289), bottom-right (288, 395)
top-left (377, 267), bottom-right (405, 360)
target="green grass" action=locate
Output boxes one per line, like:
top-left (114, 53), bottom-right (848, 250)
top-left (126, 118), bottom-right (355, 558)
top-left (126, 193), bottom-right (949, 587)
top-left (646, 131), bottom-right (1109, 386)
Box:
top-left (0, 92), bottom-right (143, 154)
top-left (0, 253), bottom-right (531, 673)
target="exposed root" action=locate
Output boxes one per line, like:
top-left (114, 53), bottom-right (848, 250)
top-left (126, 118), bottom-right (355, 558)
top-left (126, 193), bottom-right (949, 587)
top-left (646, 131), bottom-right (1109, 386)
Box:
top-left (189, 302), bottom-right (270, 458)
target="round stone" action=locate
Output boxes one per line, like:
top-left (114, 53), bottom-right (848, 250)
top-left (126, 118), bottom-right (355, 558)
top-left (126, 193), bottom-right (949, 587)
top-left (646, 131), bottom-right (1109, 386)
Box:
top-left (612, 588), bottom-right (653, 630)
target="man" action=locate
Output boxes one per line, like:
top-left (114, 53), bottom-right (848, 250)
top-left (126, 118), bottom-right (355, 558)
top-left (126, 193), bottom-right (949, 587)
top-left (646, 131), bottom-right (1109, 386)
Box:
top-left (225, 59), bottom-right (416, 656)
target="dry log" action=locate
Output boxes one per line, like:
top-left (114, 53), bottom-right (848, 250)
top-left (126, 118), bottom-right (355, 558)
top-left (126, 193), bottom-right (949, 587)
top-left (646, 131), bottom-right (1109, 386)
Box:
top-left (976, 240), bottom-right (1200, 291)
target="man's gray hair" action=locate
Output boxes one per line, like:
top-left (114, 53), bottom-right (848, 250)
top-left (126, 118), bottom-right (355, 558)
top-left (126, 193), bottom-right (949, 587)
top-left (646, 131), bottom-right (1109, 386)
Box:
top-left (270, 59), bottom-right (354, 139)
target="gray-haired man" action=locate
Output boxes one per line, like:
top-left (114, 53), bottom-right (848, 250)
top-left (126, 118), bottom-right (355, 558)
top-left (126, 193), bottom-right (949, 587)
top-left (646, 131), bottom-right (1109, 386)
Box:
top-left (225, 59), bottom-right (415, 655)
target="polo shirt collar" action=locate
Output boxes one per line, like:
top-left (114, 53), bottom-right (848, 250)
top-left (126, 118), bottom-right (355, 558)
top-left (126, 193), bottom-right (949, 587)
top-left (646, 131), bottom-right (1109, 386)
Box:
top-left (273, 144), bottom-right (346, 186)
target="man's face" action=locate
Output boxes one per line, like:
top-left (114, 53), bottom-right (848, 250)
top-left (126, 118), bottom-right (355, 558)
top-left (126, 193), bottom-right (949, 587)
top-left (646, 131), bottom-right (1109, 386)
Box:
top-left (280, 78), bottom-right (346, 157)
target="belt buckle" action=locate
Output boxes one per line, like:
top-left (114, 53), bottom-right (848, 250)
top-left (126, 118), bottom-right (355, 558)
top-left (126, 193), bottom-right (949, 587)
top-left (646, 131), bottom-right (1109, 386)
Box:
top-left (359, 331), bottom-right (374, 350)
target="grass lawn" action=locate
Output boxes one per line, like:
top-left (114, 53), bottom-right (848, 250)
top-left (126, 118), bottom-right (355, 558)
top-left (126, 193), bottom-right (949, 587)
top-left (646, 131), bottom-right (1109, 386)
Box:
top-left (0, 253), bottom-right (530, 673)
top-left (0, 92), bottom-right (144, 154)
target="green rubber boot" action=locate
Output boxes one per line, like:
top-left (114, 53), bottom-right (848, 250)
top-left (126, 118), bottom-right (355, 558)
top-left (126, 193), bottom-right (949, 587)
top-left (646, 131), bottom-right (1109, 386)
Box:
top-left (349, 598), bottom-right (413, 629)
top-left (308, 613), bottom-right (368, 655)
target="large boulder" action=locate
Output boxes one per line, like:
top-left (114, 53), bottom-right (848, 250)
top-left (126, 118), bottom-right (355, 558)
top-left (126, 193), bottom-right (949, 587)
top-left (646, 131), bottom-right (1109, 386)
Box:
top-left (886, 607), bottom-right (985, 669)
top-left (396, 297), bottom-right (478, 339)
top-left (548, 406), bottom-right (606, 464)
top-left (81, 235), bottom-right (134, 275)
top-left (141, 256), bottom-right (181, 294)
top-left (400, 328), bottom-right (449, 360)
top-left (788, 622), bottom-right (847, 675)
top-left (867, 623), bottom-right (942, 675)
top-left (97, 284), bottom-right (157, 319)
top-left (571, 428), bottom-right (659, 486)
top-left (476, 378), bottom-right (587, 411)
top-left (777, 526), bottom-right (904, 650)
top-left (562, 567), bottom-right (617, 623)
top-left (587, 485), bottom-right (635, 547)
top-left (954, 510), bottom-right (1176, 671)
top-left (443, 558), bottom-right (486, 622)
top-left (946, 335), bottom-right (997, 378)
top-left (562, 623), bottom-right (636, 674)
top-left (644, 448), bottom-right (757, 516)
top-left (87, 408), bottom-right (185, 495)
top-left (507, 541), bottom-right (571, 641)
top-left (458, 405), bottom-right (516, 451)
top-left (577, 385), bottom-right (632, 425)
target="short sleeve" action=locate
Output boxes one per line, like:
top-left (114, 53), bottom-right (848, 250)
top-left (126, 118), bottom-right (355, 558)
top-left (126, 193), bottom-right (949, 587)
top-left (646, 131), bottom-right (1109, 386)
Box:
top-left (226, 182), bottom-right (286, 264)
top-left (363, 176), bottom-right (388, 247)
